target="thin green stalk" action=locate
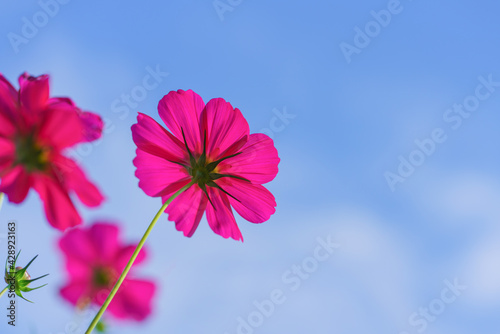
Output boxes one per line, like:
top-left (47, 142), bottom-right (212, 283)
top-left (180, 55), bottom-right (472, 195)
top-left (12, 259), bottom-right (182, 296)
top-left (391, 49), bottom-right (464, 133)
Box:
top-left (0, 286), bottom-right (8, 299)
top-left (0, 192), bottom-right (4, 212)
top-left (85, 182), bottom-right (194, 334)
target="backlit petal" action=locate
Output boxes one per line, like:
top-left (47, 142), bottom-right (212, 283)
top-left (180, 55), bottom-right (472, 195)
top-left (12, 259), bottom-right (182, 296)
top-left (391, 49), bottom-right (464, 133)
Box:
top-left (205, 187), bottom-right (243, 241)
top-left (158, 89), bottom-right (205, 154)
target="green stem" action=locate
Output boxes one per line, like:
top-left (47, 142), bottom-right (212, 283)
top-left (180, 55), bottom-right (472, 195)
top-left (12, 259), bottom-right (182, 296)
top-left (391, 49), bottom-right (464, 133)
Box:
top-left (0, 192), bottom-right (4, 212)
top-left (85, 182), bottom-right (194, 334)
top-left (0, 286), bottom-right (8, 299)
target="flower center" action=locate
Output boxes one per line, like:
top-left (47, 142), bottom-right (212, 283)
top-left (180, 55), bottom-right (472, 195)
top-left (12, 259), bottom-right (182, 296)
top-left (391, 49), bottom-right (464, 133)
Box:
top-left (14, 134), bottom-right (50, 171)
top-left (189, 160), bottom-right (216, 187)
top-left (179, 128), bottom-right (251, 207)
top-left (92, 267), bottom-right (115, 288)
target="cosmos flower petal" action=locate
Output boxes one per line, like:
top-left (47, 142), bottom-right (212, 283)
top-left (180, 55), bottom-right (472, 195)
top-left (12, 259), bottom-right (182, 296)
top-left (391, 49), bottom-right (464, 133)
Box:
top-left (18, 73), bottom-right (50, 114)
top-left (0, 74), bottom-right (17, 136)
top-left (53, 155), bottom-right (104, 207)
top-left (32, 174), bottom-right (82, 231)
top-left (201, 98), bottom-right (250, 160)
top-left (88, 223), bottom-right (121, 263)
top-left (79, 111), bottom-right (104, 142)
top-left (218, 133), bottom-right (280, 184)
top-left (0, 111), bottom-right (15, 138)
top-left (206, 187), bottom-right (243, 241)
top-left (158, 89), bottom-right (205, 153)
top-left (0, 74), bottom-right (18, 121)
top-left (221, 179), bottom-right (277, 224)
top-left (0, 165), bottom-right (31, 204)
top-left (0, 137), bottom-right (15, 170)
top-left (47, 97), bottom-right (104, 142)
top-left (60, 280), bottom-right (89, 305)
top-left (107, 279), bottom-right (156, 321)
top-left (39, 107), bottom-right (84, 150)
top-left (115, 245), bottom-right (148, 272)
top-left (134, 149), bottom-right (191, 198)
top-left (132, 113), bottom-right (187, 163)
top-left (63, 257), bottom-right (93, 279)
top-left (165, 184), bottom-right (208, 237)
top-left (59, 227), bottom-right (97, 262)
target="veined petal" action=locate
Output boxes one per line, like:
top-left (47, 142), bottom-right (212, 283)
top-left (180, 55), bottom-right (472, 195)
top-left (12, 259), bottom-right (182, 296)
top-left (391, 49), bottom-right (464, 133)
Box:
top-left (158, 89), bottom-right (205, 154)
top-left (132, 113), bottom-right (187, 164)
top-left (134, 149), bottom-right (191, 198)
top-left (0, 165), bottom-right (31, 203)
top-left (220, 179), bottom-right (277, 224)
top-left (18, 73), bottom-right (49, 114)
top-left (32, 174), bottom-right (82, 230)
top-left (201, 98), bottom-right (249, 160)
top-left (165, 184), bottom-right (208, 237)
top-left (218, 133), bottom-right (280, 184)
top-left (52, 155), bottom-right (104, 207)
top-left (205, 187), bottom-right (243, 241)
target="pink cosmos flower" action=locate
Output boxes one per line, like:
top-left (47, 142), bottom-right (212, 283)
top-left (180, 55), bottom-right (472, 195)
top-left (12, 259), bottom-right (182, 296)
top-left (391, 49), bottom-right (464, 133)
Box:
top-left (59, 222), bottom-right (156, 321)
top-left (132, 89), bottom-right (280, 241)
top-left (0, 73), bottom-right (104, 230)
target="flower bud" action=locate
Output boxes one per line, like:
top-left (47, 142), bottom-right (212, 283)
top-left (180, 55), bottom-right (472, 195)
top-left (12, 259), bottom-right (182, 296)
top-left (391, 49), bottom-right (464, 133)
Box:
top-left (4, 251), bottom-right (49, 303)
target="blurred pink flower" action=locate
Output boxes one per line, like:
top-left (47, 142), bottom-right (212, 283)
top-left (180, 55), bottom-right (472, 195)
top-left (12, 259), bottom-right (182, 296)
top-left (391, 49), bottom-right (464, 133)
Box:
top-left (132, 89), bottom-right (280, 241)
top-left (59, 222), bottom-right (156, 321)
top-left (0, 73), bottom-right (104, 230)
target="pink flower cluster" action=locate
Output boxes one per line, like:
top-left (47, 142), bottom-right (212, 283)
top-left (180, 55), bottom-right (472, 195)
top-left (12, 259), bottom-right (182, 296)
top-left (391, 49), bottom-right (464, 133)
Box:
top-left (0, 72), bottom-right (280, 325)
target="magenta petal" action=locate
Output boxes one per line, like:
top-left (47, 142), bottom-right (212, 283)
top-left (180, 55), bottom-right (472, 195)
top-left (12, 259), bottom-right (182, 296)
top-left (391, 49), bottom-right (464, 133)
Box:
top-left (60, 280), bottom-right (89, 305)
top-left (205, 187), bottom-right (243, 241)
top-left (158, 89), bottom-right (205, 154)
top-left (132, 113), bottom-right (187, 163)
top-left (39, 107), bottom-right (84, 149)
top-left (64, 257), bottom-right (92, 279)
top-left (32, 175), bottom-right (82, 231)
top-left (53, 155), bottom-right (104, 207)
top-left (59, 228), bottom-right (94, 279)
top-left (0, 165), bottom-right (31, 203)
top-left (47, 97), bottom-right (104, 142)
top-left (165, 184), bottom-right (208, 237)
top-left (222, 179), bottom-right (277, 224)
top-left (0, 138), bottom-right (15, 171)
top-left (79, 111), bottom-right (104, 142)
top-left (0, 74), bottom-right (18, 121)
top-left (0, 74), bottom-right (17, 136)
top-left (115, 244), bottom-right (147, 272)
top-left (134, 149), bottom-right (191, 198)
top-left (18, 73), bottom-right (49, 114)
top-left (0, 111), bottom-right (15, 138)
top-left (218, 133), bottom-right (280, 184)
top-left (107, 279), bottom-right (156, 321)
top-left (59, 227), bottom-right (97, 263)
top-left (88, 223), bottom-right (121, 263)
top-left (201, 98), bottom-right (250, 160)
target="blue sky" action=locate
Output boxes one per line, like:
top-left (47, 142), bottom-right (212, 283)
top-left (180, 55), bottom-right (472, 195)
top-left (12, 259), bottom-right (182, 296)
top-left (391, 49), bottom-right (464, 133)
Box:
top-left (1, 0), bottom-right (500, 333)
